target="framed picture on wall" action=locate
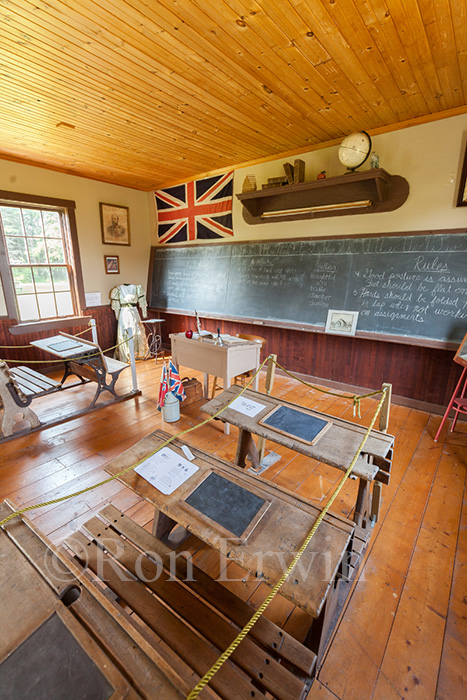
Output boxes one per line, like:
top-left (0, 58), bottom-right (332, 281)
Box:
top-left (104, 255), bottom-right (119, 274)
top-left (100, 203), bottom-right (131, 245)
top-left (454, 331), bottom-right (467, 367)
top-left (325, 309), bottom-right (359, 336)
top-left (456, 145), bottom-right (467, 207)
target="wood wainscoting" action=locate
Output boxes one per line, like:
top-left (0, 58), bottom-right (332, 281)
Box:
top-left (0, 306), bottom-right (117, 372)
top-left (152, 310), bottom-right (463, 412)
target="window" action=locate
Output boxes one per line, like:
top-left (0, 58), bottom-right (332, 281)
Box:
top-left (0, 192), bottom-right (85, 326)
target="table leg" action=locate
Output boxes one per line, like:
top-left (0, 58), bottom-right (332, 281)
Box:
top-left (152, 509), bottom-right (177, 541)
top-left (235, 429), bottom-right (260, 470)
top-left (354, 479), bottom-right (371, 529)
top-left (203, 372), bottom-right (209, 399)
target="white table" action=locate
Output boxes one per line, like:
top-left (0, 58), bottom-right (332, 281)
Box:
top-left (170, 333), bottom-right (261, 434)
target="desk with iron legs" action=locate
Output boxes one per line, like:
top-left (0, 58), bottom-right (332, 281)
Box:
top-left (203, 386), bottom-right (394, 530)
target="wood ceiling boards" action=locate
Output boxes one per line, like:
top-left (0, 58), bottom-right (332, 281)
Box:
top-left (1, 0), bottom-right (466, 190)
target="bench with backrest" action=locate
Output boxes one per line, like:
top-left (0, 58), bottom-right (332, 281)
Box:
top-left (0, 333), bottom-right (130, 437)
top-left (0, 361), bottom-right (61, 437)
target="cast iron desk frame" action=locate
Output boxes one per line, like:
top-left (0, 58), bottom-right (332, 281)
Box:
top-left (142, 318), bottom-right (165, 362)
top-left (30, 334), bottom-right (132, 407)
top-left (203, 386), bottom-right (394, 530)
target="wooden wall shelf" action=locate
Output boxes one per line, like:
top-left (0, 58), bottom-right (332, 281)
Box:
top-left (237, 168), bottom-right (409, 224)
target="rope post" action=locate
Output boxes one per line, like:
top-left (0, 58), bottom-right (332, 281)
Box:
top-left (379, 382), bottom-right (392, 433)
top-left (370, 383), bottom-right (392, 524)
top-left (125, 328), bottom-right (138, 392)
top-left (89, 318), bottom-right (98, 345)
top-left (258, 354), bottom-right (277, 463)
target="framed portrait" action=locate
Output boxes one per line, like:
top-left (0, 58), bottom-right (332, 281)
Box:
top-left (100, 203), bottom-right (130, 245)
top-left (456, 145), bottom-right (467, 207)
top-left (104, 255), bottom-right (119, 274)
top-left (325, 309), bottom-right (359, 336)
top-left (454, 331), bottom-right (467, 367)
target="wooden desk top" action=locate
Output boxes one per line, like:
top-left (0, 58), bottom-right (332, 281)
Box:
top-left (203, 386), bottom-right (394, 482)
top-left (105, 430), bottom-right (354, 618)
top-left (30, 332), bottom-right (97, 359)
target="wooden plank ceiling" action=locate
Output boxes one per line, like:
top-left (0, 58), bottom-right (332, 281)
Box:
top-left (1, 0), bottom-right (466, 191)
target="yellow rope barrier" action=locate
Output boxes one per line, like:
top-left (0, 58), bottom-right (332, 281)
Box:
top-left (1, 335), bottom-right (134, 364)
top-left (0, 351), bottom-right (389, 697)
top-left (0, 357), bottom-right (270, 529)
top-left (271, 358), bottom-right (384, 417)
top-left (186, 385), bottom-right (388, 700)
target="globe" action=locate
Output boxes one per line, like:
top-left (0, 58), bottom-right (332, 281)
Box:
top-left (338, 131), bottom-right (372, 171)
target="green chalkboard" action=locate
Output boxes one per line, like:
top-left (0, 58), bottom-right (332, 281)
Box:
top-left (148, 230), bottom-right (467, 344)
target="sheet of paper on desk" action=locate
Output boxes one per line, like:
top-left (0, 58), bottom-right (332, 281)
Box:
top-left (135, 447), bottom-right (199, 495)
top-left (229, 396), bottom-right (266, 417)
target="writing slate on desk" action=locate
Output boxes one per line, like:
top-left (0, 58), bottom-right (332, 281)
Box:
top-left (259, 405), bottom-right (332, 445)
top-left (149, 230), bottom-right (467, 344)
top-left (185, 472), bottom-right (269, 539)
top-left (0, 613), bottom-right (114, 700)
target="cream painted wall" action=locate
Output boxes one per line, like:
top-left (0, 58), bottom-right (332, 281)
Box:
top-left (232, 115), bottom-right (467, 240)
top-left (0, 160), bottom-right (153, 316)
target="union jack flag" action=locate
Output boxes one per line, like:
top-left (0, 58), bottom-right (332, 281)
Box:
top-left (168, 360), bottom-right (186, 402)
top-left (157, 362), bottom-right (169, 411)
top-left (155, 171), bottom-right (233, 244)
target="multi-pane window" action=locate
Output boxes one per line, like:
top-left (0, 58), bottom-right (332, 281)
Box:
top-left (0, 204), bottom-right (77, 322)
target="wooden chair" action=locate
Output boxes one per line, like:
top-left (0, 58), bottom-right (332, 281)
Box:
top-left (210, 334), bottom-right (266, 398)
top-left (65, 505), bottom-right (317, 699)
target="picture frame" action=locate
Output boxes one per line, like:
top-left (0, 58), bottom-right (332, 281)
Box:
top-left (104, 255), bottom-right (119, 274)
top-left (454, 331), bottom-right (467, 367)
top-left (325, 309), bottom-right (359, 336)
top-left (456, 145), bottom-right (467, 207)
top-left (100, 203), bottom-right (130, 245)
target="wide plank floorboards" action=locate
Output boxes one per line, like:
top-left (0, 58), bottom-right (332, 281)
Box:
top-left (1, 358), bottom-right (465, 699)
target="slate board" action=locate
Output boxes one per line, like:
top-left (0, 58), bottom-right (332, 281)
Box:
top-left (0, 613), bottom-right (114, 700)
top-left (185, 472), bottom-right (267, 538)
top-left (259, 405), bottom-right (331, 445)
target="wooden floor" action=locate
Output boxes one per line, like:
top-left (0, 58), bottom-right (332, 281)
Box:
top-left (1, 358), bottom-right (466, 699)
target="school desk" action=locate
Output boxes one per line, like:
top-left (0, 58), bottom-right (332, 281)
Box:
top-left (170, 331), bottom-right (261, 396)
top-left (104, 429), bottom-right (362, 665)
top-left (203, 386), bottom-right (394, 529)
top-left (170, 332), bottom-right (261, 434)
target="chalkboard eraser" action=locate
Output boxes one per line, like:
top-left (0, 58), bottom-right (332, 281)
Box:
top-left (252, 320), bottom-right (264, 325)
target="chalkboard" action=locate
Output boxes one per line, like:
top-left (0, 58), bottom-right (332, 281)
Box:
top-left (185, 472), bottom-right (268, 538)
top-left (148, 231), bottom-right (467, 344)
top-left (259, 405), bottom-right (331, 445)
top-left (0, 613), bottom-right (114, 700)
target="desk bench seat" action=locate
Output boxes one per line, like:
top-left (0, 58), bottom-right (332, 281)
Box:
top-left (0, 362), bottom-right (62, 437)
top-left (66, 505), bottom-right (317, 700)
top-left (63, 344), bottom-right (129, 406)
top-left (9, 365), bottom-right (61, 397)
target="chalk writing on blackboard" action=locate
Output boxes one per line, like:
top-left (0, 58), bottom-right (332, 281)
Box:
top-left (149, 232), bottom-right (467, 343)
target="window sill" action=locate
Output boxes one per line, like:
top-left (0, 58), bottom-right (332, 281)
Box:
top-left (8, 315), bottom-right (92, 336)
